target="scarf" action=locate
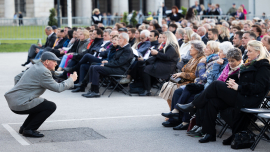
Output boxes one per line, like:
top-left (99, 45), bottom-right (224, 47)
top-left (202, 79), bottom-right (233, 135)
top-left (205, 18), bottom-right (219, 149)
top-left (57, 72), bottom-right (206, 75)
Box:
top-left (158, 42), bottom-right (166, 51)
top-left (240, 58), bottom-right (257, 72)
top-left (206, 54), bottom-right (218, 63)
top-left (87, 40), bottom-right (94, 49)
top-left (228, 60), bottom-right (243, 75)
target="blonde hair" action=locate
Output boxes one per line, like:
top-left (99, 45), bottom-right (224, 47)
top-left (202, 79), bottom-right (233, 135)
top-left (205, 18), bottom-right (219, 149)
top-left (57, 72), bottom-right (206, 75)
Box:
top-left (163, 31), bottom-right (180, 58)
top-left (238, 7), bottom-right (243, 13)
top-left (207, 41), bottom-right (220, 54)
top-left (93, 8), bottom-right (100, 14)
top-left (219, 26), bottom-right (230, 39)
top-left (185, 29), bottom-right (194, 43)
top-left (247, 40), bottom-right (270, 62)
top-left (81, 29), bottom-right (90, 39)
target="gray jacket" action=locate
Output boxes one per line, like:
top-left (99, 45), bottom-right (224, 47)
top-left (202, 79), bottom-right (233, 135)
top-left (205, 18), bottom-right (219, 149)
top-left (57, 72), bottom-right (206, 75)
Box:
top-left (4, 61), bottom-right (74, 111)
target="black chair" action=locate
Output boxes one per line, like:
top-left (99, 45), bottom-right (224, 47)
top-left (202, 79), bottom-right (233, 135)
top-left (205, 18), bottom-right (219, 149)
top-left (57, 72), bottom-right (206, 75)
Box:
top-left (101, 57), bottom-right (136, 97)
top-left (240, 108), bottom-right (270, 151)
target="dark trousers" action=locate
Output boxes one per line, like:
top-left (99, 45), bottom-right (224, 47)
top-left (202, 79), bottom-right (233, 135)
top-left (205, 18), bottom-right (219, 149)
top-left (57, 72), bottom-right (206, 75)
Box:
top-left (192, 81), bottom-right (237, 136)
top-left (12, 100), bottom-right (56, 130)
top-left (170, 87), bottom-right (195, 123)
top-left (76, 54), bottom-right (101, 69)
top-left (79, 64), bottom-right (90, 83)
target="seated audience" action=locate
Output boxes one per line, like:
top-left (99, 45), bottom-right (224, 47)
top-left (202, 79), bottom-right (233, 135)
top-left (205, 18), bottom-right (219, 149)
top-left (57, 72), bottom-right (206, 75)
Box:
top-left (177, 40), bottom-right (270, 145)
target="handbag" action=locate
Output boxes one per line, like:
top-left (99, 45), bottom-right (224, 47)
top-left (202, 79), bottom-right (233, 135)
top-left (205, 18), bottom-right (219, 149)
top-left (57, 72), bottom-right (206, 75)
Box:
top-left (231, 131), bottom-right (255, 149)
top-left (170, 75), bottom-right (185, 83)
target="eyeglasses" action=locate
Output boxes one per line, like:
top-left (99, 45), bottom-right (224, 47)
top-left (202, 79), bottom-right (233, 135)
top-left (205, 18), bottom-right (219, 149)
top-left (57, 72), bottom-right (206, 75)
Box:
top-left (140, 37), bottom-right (146, 39)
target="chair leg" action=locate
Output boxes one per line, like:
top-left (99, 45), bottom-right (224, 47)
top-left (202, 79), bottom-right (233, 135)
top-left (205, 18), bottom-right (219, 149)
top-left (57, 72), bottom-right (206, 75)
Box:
top-left (102, 78), bottom-right (112, 95)
top-left (219, 124), bottom-right (229, 138)
top-left (250, 119), bottom-right (270, 151)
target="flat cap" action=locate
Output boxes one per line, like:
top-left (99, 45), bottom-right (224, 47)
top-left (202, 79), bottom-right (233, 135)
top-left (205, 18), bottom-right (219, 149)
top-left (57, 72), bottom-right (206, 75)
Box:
top-left (41, 52), bottom-right (60, 61)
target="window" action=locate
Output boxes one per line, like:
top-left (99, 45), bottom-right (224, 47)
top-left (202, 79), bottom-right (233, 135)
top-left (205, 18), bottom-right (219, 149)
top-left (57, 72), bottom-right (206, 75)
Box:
top-left (15, 0), bottom-right (26, 16)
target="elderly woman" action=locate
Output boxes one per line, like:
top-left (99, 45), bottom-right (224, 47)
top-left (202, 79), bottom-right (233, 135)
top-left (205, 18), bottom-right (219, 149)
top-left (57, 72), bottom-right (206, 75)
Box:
top-left (177, 40), bottom-right (270, 145)
top-left (204, 41), bottom-right (233, 88)
top-left (162, 41), bottom-right (220, 128)
top-left (161, 40), bottom-right (206, 127)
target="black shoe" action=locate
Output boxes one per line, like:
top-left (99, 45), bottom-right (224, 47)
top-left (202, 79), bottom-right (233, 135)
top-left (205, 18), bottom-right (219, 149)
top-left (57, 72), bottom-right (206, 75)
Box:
top-left (21, 63), bottom-right (27, 66)
top-left (187, 125), bottom-right (200, 134)
top-left (84, 92), bottom-right (100, 98)
top-left (19, 126), bottom-right (40, 134)
top-left (176, 103), bottom-right (196, 113)
top-left (189, 127), bottom-right (204, 137)
top-left (72, 87), bottom-right (85, 93)
top-left (173, 123), bottom-right (189, 130)
top-left (23, 130), bottom-right (44, 138)
top-left (162, 121), bottom-right (180, 127)
top-left (199, 134), bottom-right (216, 143)
top-left (74, 82), bottom-right (82, 88)
top-left (161, 112), bottom-right (179, 118)
top-left (63, 67), bottom-right (75, 73)
top-left (223, 135), bottom-right (235, 145)
top-left (139, 90), bottom-right (151, 96)
top-left (82, 90), bottom-right (92, 97)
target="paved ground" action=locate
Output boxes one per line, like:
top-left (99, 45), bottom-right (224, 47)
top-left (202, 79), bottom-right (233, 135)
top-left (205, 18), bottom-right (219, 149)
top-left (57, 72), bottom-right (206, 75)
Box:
top-left (0, 52), bottom-right (269, 152)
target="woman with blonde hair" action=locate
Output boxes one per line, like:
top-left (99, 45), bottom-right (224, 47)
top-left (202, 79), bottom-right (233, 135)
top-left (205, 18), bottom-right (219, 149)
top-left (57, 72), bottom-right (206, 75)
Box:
top-left (177, 40), bottom-right (270, 145)
top-left (139, 31), bottom-right (180, 96)
top-left (218, 26), bottom-right (230, 42)
top-left (92, 8), bottom-right (103, 24)
top-left (180, 29), bottom-right (193, 57)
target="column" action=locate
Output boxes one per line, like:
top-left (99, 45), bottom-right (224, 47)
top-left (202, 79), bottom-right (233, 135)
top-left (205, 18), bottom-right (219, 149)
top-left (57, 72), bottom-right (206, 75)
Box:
top-left (112, 0), bottom-right (128, 15)
top-left (147, 0), bottom-right (161, 15)
top-left (5, 0), bottom-right (15, 18)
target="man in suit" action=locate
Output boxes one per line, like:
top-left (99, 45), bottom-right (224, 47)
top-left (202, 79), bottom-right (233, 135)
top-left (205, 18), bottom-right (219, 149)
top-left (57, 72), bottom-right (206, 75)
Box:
top-left (175, 28), bottom-right (184, 47)
top-left (22, 26), bottom-right (57, 66)
top-left (83, 33), bottom-right (134, 98)
top-left (192, 1), bottom-right (201, 14)
top-left (197, 27), bottom-right (208, 44)
top-left (208, 28), bottom-right (219, 42)
top-left (5, 52), bottom-right (77, 138)
top-left (233, 31), bottom-right (245, 54)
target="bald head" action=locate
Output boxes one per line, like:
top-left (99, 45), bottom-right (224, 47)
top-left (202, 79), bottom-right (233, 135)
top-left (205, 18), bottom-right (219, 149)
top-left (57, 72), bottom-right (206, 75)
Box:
top-left (197, 27), bottom-right (206, 36)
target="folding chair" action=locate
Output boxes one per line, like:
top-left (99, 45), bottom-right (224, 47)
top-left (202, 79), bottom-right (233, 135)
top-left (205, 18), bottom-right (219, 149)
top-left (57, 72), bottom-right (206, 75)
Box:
top-left (240, 108), bottom-right (270, 151)
top-left (102, 57), bottom-right (136, 97)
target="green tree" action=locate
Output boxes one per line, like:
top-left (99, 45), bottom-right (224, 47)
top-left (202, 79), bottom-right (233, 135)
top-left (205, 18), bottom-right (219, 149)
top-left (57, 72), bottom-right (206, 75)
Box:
top-left (121, 12), bottom-right (128, 25)
top-left (181, 6), bottom-right (188, 16)
top-left (130, 11), bottom-right (138, 26)
top-left (48, 8), bottom-right (58, 26)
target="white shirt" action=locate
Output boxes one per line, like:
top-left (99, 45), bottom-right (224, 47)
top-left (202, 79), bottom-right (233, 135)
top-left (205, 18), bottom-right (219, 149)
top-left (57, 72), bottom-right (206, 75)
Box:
top-left (179, 41), bottom-right (191, 57)
top-left (48, 32), bottom-right (54, 38)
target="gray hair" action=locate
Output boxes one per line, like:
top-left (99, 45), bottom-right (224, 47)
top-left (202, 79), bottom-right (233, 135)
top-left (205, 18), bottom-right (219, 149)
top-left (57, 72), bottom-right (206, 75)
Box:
top-left (219, 41), bottom-right (234, 55)
top-left (190, 40), bottom-right (205, 58)
top-left (222, 22), bottom-right (229, 28)
top-left (198, 27), bottom-right (206, 35)
top-left (141, 30), bottom-right (150, 38)
top-left (120, 32), bottom-right (129, 42)
top-left (104, 29), bottom-right (112, 34)
top-left (162, 24), bottom-right (168, 28)
top-left (203, 24), bottom-right (211, 30)
top-left (226, 48), bottom-right (242, 61)
top-left (191, 33), bottom-right (202, 41)
top-left (151, 19), bottom-right (158, 24)
top-left (176, 28), bottom-right (185, 36)
top-left (45, 26), bottom-right (53, 31)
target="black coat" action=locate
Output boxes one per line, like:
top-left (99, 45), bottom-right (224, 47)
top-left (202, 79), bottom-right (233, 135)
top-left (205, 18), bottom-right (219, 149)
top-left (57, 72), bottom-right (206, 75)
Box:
top-left (54, 38), bottom-right (68, 49)
top-left (178, 39), bottom-right (183, 47)
top-left (167, 13), bottom-right (184, 22)
top-left (129, 38), bottom-right (136, 47)
top-left (104, 44), bottom-right (134, 72)
top-left (228, 59), bottom-right (270, 109)
top-left (202, 36), bottom-right (208, 45)
top-left (238, 46), bottom-right (245, 55)
top-left (144, 45), bottom-right (179, 80)
top-left (67, 39), bottom-right (80, 53)
top-left (92, 14), bottom-right (103, 24)
top-left (151, 40), bottom-right (160, 50)
top-left (218, 35), bottom-right (229, 43)
top-left (43, 33), bottom-right (57, 48)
